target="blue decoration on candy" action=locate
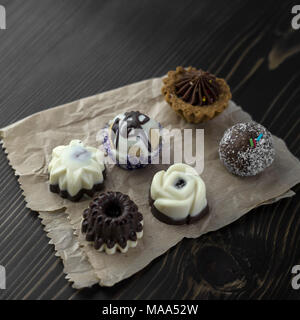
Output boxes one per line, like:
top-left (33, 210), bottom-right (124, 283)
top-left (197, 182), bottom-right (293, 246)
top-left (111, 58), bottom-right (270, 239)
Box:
top-left (256, 133), bottom-right (263, 142)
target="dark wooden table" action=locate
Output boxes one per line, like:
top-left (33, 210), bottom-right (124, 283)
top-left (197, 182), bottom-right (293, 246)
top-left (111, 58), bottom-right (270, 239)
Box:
top-left (0, 0), bottom-right (299, 300)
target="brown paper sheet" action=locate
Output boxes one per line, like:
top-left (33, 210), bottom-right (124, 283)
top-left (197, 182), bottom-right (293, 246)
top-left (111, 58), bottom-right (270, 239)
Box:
top-left (1, 77), bottom-right (300, 288)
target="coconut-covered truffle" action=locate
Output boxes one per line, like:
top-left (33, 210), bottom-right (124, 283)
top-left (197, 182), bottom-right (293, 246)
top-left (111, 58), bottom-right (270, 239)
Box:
top-left (81, 192), bottom-right (143, 255)
top-left (219, 122), bottom-right (275, 176)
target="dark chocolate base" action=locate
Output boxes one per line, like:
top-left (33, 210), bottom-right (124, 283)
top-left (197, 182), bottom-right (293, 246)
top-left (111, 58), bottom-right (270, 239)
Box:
top-left (149, 192), bottom-right (209, 225)
top-left (50, 169), bottom-right (106, 202)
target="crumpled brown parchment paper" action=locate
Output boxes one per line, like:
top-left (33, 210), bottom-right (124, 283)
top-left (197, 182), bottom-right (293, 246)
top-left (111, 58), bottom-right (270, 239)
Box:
top-left (1, 77), bottom-right (300, 288)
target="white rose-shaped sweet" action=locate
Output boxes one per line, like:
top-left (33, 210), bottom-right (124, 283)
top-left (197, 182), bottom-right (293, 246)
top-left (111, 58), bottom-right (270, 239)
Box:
top-left (150, 163), bottom-right (207, 222)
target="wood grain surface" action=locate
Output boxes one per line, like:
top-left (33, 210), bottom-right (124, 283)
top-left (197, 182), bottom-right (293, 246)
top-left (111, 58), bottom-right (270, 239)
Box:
top-left (0, 0), bottom-right (299, 300)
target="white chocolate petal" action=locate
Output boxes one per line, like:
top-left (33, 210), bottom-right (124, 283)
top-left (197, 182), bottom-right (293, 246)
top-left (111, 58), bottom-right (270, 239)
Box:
top-left (52, 145), bottom-right (66, 158)
top-left (150, 171), bottom-right (170, 200)
top-left (80, 173), bottom-right (94, 190)
top-left (84, 165), bottom-right (102, 176)
top-left (167, 163), bottom-right (198, 176)
top-left (49, 165), bottom-right (66, 184)
top-left (154, 196), bottom-right (193, 220)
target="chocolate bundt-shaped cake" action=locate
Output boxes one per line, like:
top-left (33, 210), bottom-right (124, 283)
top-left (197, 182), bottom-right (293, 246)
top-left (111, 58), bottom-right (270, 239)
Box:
top-left (81, 192), bottom-right (143, 255)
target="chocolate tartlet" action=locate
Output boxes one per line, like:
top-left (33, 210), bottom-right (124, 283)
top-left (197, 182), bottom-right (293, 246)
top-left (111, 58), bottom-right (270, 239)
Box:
top-left (149, 163), bottom-right (209, 225)
top-left (48, 140), bottom-right (106, 201)
top-left (81, 192), bottom-right (144, 254)
top-left (162, 66), bottom-right (231, 123)
top-left (219, 121), bottom-right (275, 176)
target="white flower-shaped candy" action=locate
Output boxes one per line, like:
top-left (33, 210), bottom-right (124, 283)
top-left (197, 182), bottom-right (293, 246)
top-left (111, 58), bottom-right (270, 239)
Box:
top-left (48, 140), bottom-right (105, 197)
top-left (150, 163), bottom-right (207, 221)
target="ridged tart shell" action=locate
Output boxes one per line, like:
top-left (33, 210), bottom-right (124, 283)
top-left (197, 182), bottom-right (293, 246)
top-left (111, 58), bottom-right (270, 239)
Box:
top-left (162, 66), bottom-right (232, 123)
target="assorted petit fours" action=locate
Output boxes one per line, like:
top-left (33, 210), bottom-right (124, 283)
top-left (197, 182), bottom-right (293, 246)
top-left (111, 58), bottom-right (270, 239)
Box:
top-left (81, 192), bottom-right (143, 255)
top-left (149, 163), bottom-right (208, 225)
top-left (48, 140), bottom-right (106, 201)
top-left (45, 67), bottom-right (278, 256)
top-left (103, 111), bottom-right (161, 170)
top-left (162, 66), bottom-right (231, 123)
top-left (219, 121), bottom-right (275, 176)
